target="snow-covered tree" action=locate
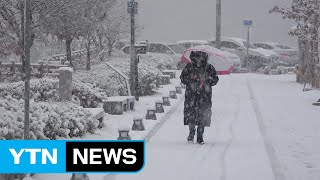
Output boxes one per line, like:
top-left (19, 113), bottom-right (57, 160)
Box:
top-left (81, 0), bottom-right (116, 70)
top-left (0, 0), bottom-right (30, 62)
top-left (270, 0), bottom-right (320, 87)
top-left (0, 0), bottom-right (74, 61)
top-left (39, 0), bottom-right (89, 67)
top-left (96, 0), bottom-right (129, 57)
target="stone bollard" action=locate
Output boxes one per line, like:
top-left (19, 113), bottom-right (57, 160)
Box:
top-left (175, 86), bottom-right (182, 94)
top-left (59, 67), bottom-right (73, 101)
top-left (155, 101), bottom-right (164, 113)
top-left (117, 129), bottom-right (131, 140)
top-left (70, 173), bottom-right (89, 180)
top-left (169, 91), bottom-right (177, 99)
top-left (162, 96), bottom-right (171, 106)
top-left (132, 118), bottom-right (145, 131)
top-left (146, 109), bottom-right (157, 120)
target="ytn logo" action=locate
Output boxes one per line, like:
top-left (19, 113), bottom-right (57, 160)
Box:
top-left (0, 140), bottom-right (145, 173)
top-left (9, 148), bottom-right (57, 165)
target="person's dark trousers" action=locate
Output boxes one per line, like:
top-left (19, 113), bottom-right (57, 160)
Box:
top-left (188, 121), bottom-right (205, 140)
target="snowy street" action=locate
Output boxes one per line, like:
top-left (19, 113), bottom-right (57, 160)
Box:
top-left (103, 73), bottom-right (319, 180)
top-left (109, 73), bottom-right (276, 180)
top-left (8, 73), bottom-right (320, 180)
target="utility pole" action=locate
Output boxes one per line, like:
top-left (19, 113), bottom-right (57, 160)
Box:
top-left (216, 0), bottom-right (222, 49)
top-left (24, 0), bottom-right (31, 140)
top-left (128, 0), bottom-right (138, 100)
top-left (243, 20), bottom-right (252, 71)
top-left (246, 25), bottom-right (250, 71)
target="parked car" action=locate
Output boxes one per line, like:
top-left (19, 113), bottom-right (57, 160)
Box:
top-left (206, 41), bottom-right (242, 69)
top-left (176, 40), bottom-right (209, 49)
top-left (221, 50), bottom-right (241, 70)
top-left (122, 44), bottom-right (147, 54)
top-left (253, 42), bottom-right (299, 66)
top-left (208, 37), bottom-right (280, 71)
top-left (135, 42), bottom-right (186, 69)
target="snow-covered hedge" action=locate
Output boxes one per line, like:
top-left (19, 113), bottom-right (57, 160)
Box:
top-left (74, 51), bottom-right (175, 96)
top-left (0, 78), bottom-right (108, 108)
top-left (0, 78), bottom-right (59, 101)
top-left (0, 95), bottom-right (99, 140)
top-left (72, 81), bottom-right (108, 108)
top-left (74, 64), bottom-right (128, 96)
top-left (139, 53), bottom-right (176, 71)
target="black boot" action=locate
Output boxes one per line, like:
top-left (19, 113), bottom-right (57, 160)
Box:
top-left (187, 133), bottom-right (194, 143)
top-left (197, 124), bottom-right (205, 145)
top-left (188, 121), bottom-right (196, 143)
top-left (197, 137), bottom-right (204, 145)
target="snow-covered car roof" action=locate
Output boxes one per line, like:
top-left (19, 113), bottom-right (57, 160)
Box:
top-left (220, 50), bottom-right (240, 59)
top-left (191, 45), bottom-right (227, 57)
top-left (255, 42), bottom-right (279, 46)
top-left (254, 42), bottom-right (297, 50)
top-left (141, 42), bottom-right (176, 46)
top-left (221, 37), bottom-right (279, 57)
top-left (190, 45), bottom-right (240, 63)
top-left (176, 40), bottom-right (209, 44)
top-left (221, 37), bottom-right (247, 44)
top-left (253, 48), bottom-right (279, 57)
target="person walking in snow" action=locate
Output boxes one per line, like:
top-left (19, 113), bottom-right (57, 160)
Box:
top-left (180, 51), bottom-right (219, 144)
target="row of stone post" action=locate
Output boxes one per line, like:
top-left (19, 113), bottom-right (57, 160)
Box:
top-left (117, 85), bottom-right (184, 140)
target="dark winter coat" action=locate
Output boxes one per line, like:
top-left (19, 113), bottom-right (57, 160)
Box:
top-left (180, 62), bottom-right (219, 127)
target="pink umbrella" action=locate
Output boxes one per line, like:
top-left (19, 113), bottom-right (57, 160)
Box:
top-left (181, 45), bottom-right (234, 75)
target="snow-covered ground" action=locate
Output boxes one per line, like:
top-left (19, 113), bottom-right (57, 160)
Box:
top-left (34, 73), bottom-right (320, 180)
top-left (248, 74), bottom-right (320, 180)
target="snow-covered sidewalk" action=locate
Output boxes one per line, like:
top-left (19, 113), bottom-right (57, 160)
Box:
top-left (34, 72), bottom-right (185, 180)
top-left (112, 73), bottom-right (277, 180)
top-left (34, 73), bottom-right (320, 180)
top-left (248, 74), bottom-right (320, 180)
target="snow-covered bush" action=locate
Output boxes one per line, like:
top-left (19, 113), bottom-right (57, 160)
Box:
top-left (0, 95), bottom-right (100, 140)
top-left (139, 53), bottom-right (175, 71)
top-left (72, 81), bottom-right (108, 108)
top-left (0, 78), bottom-right (108, 108)
top-left (74, 64), bottom-right (128, 96)
top-left (75, 50), bottom-right (175, 96)
top-left (0, 78), bottom-right (59, 101)
top-left (75, 59), bottom-right (162, 96)
top-left (0, 73), bottom-right (22, 83)
top-left (109, 55), bottom-right (163, 96)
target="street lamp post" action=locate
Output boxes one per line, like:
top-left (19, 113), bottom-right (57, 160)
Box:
top-left (216, 0), bottom-right (222, 49)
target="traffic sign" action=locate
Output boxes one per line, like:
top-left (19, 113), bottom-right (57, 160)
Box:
top-left (127, 0), bottom-right (138, 14)
top-left (243, 20), bottom-right (253, 27)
